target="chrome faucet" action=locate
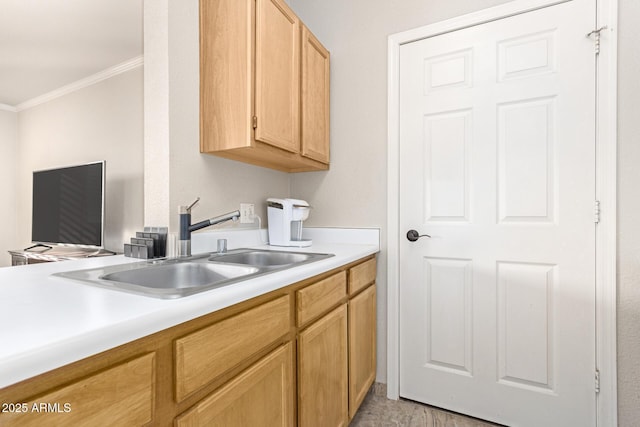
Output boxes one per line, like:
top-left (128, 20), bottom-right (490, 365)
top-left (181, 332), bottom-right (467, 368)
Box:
top-left (178, 197), bottom-right (240, 257)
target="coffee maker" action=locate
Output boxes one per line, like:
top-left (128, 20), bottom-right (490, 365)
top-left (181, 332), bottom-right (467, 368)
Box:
top-left (267, 198), bottom-right (312, 247)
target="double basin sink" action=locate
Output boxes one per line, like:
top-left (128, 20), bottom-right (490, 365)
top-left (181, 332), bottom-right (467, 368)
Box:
top-left (55, 249), bottom-right (333, 299)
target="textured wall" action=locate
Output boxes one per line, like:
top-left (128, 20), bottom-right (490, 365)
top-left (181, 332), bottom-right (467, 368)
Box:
top-left (0, 110), bottom-right (18, 267)
top-left (616, 0), bottom-right (640, 424)
top-left (16, 67), bottom-right (144, 253)
top-left (143, 0), bottom-right (171, 227)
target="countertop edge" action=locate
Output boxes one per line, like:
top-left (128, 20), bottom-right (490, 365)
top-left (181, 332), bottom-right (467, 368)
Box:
top-left (0, 241), bottom-right (379, 389)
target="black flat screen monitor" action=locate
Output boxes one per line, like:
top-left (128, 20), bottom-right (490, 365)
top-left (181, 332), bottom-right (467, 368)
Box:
top-left (31, 161), bottom-right (105, 248)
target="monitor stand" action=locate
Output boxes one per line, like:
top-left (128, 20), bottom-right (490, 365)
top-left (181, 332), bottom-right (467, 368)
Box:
top-left (24, 243), bottom-right (53, 252)
top-left (87, 248), bottom-right (117, 257)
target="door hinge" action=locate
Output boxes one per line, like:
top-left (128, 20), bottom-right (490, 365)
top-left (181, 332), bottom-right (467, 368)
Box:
top-left (252, 116), bottom-right (257, 129)
top-left (594, 200), bottom-right (601, 224)
top-left (595, 369), bottom-right (601, 393)
top-left (586, 26), bottom-right (608, 55)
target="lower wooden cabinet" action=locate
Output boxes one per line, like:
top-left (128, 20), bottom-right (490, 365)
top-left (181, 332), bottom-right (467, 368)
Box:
top-left (298, 304), bottom-right (349, 427)
top-left (297, 259), bottom-right (377, 427)
top-left (175, 343), bottom-right (294, 427)
top-left (0, 353), bottom-right (155, 427)
top-left (0, 256), bottom-right (376, 426)
top-left (296, 271), bottom-right (346, 327)
top-left (348, 257), bottom-right (376, 295)
top-left (174, 295), bottom-right (290, 401)
top-left (349, 284), bottom-right (377, 418)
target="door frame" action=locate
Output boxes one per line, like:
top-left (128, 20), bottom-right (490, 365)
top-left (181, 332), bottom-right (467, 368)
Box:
top-left (386, 0), bottom-right (618, 425)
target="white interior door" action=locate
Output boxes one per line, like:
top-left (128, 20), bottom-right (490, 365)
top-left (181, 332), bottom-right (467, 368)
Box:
top-left (398, 1), bottom-right (597, 426)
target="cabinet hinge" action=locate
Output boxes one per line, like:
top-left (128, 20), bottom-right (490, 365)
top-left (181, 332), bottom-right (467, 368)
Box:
top-left (252, 116), bottom-right (257, 129)
top-left (586, 26), bottom-right (608, 55)
top-left (595, 369), bottom-right (601, 393)
top-left (594, 200), bottom-right (601, 224)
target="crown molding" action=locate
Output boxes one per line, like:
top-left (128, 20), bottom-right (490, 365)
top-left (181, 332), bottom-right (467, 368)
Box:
top-left (15, 55), bottom-right (144, 112)
top-left (0, 103), bottom-right (18, 113)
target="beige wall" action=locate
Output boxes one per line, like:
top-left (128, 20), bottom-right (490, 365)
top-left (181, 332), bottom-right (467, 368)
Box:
top-left (144, 0), bottom-right (290, 234)
top-left (0, 110), bottom-right (18, 267)
top-left (16, 67), bottom-right (144, 252)
top-left (616, 0), bottom-right (640, 424)
top-left (143, 0), bottom-right (171, 227)
top-left (289, 0), bottom-right (640, 423)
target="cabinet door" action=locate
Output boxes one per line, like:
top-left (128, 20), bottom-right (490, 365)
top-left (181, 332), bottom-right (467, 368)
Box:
top-left (199, 0), bottom-right (253, 151)
top-left (349, 284), bottom-right (377, 419)
top-left (175, 343), bottom-right (294, 427)
top-left (301, 25), bottom-right (330, 163)
top-left (0, 353), bottom-right (155, 427)
top-left (255, 0), bottom-right (300, 153)
top-left (298, 304), bottom-right (348, 427)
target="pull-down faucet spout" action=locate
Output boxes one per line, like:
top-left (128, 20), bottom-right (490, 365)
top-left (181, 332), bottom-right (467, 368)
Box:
top-left (178, 198), bottom-right (240, 257)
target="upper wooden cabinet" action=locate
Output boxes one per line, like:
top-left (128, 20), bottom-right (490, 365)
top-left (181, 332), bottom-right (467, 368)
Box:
top-left (255, 0), bottom-right (300, 153)
top-left (301, 24), bottom-right (330, 164)
top-left (200, 0), bottom-right (330, 172)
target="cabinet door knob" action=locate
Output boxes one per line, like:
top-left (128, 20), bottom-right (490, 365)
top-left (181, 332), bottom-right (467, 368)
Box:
top-left (406, 230), bottom-right (431, 242)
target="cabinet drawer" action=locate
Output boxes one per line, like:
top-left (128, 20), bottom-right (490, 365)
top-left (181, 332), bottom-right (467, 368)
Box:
top-left (0, 353), bottom-right (155, 427)
top-left (175, 295), bottom-right (291, 401)
top-left (175, 343), bottom-right (294, 427)
top-left (297, 271), bottom-right (346, 327)
top-left (348, 258), bottom-right (376, 295)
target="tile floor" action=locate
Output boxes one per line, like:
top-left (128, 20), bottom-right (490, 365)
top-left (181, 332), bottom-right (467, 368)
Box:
top-left (350, 383), bottom-right (502, 427)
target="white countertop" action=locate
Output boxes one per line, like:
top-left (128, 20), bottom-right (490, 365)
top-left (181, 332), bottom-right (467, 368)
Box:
top-left (0, 228), bottom-right (379, 389)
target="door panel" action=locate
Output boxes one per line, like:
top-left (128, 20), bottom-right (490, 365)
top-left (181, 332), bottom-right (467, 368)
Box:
top-left (423, 110), bottom-right (472, 222)
top-left (398, 1), bottom-right (596, 426)
top-left (498, 97), bottom-right (556, 223)
top-left (423, 257), bottom-right (473, 375)
top-left (497, 261), bottom-right (556, 390)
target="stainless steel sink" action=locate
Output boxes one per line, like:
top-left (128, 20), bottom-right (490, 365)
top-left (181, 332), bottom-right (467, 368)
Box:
top-left (101, 262), bottom-right (258, 289)
top-left (208, 249), bottom-right (330, 268)
top-left (54, 249), bottom-right (333, 299)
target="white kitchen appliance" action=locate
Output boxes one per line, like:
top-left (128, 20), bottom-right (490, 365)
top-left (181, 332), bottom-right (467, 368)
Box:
top-left (267, 198), bottom-right (312, 247)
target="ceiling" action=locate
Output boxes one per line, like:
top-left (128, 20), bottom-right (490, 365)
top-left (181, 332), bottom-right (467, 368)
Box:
top-left (0, 0), bottom-right (143, 108)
